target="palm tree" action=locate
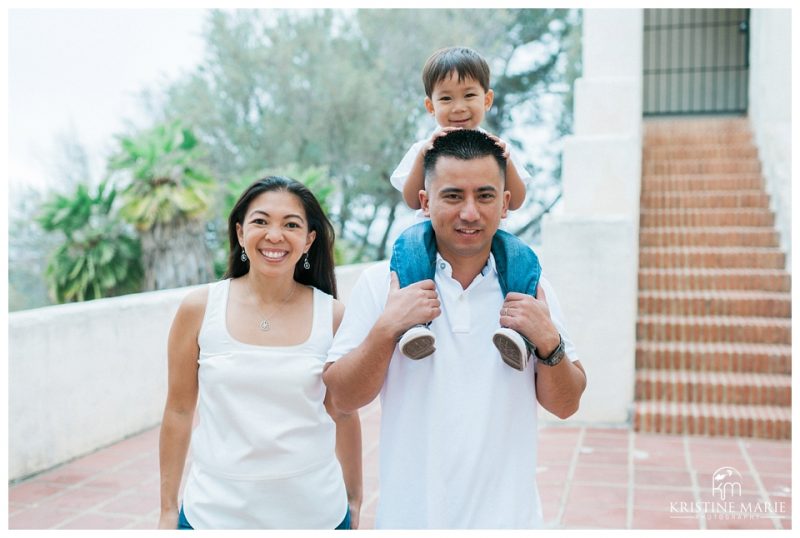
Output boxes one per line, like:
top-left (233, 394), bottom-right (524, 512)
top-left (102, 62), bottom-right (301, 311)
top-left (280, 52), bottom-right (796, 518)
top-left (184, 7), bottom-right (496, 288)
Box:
top-left (38, 181), bottom-right (143, 302)
top-left (109, 121), bottom-right (215, 290)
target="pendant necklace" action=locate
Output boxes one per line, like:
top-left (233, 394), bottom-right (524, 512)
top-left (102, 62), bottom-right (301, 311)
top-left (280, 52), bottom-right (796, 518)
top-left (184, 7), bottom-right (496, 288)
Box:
top-left (254, 283), bottom-right (297, 331)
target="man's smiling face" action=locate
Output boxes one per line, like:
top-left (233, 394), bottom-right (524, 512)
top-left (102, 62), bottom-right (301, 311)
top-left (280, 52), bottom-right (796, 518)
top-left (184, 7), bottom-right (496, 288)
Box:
top-left (421, 154), bottom-right (509, 264)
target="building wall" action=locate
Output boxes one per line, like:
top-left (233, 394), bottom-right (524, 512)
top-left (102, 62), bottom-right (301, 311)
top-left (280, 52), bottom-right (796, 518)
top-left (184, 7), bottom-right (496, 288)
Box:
top-left (748, 9), bottom-right (792, 269)
top-left (8, 263), bottom-right (375, 481)
top-left (541, 9), bottom-right (643, 425)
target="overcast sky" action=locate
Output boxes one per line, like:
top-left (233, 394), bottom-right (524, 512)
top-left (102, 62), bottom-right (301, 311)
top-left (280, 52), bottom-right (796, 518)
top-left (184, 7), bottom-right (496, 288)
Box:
top-left (8, 9), bottom-right (208, 191)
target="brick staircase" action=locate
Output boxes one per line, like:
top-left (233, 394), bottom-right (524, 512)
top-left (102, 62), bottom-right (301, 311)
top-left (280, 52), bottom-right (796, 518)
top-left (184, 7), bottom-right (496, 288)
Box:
top-left (633, 117), bottom-right (792, 439)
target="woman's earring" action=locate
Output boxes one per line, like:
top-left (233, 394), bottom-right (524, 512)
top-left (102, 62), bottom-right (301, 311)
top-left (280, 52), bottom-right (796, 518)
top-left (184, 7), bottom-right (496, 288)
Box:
top-left (303, 252), bottom-right (311, 270)
top-left (240, 250), bottom-right (248, 262)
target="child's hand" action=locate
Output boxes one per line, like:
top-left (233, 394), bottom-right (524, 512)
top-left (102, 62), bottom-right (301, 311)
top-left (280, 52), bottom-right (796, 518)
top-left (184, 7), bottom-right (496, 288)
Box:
top-left (486, 133), bottom-right (511, 159)
top-left (423, 126), bottom-right (462, 154)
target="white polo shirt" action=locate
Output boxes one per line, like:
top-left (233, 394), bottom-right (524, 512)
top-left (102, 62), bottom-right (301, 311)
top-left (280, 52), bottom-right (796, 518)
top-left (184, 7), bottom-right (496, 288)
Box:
top-left (327, 256), bottom-right (579, 529)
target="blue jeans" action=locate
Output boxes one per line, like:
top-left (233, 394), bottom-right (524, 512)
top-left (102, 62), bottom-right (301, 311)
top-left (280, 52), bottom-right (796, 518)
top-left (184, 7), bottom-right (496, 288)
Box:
top-left (390, 221), bottom-right (541, 298)
top-left (177, 505), bottom-right (192, 530)
top-left (177, 504), bottom-right (351, 530)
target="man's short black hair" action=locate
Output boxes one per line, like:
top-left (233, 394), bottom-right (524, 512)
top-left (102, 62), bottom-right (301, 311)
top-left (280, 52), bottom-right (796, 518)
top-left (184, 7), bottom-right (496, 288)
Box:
top-left (423, 129), bottom-right (507, 187)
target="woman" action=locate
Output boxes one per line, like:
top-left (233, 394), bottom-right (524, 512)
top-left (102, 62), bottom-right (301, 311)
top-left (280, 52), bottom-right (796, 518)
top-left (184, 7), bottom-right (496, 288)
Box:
top-left (158, 176), bottom-right (362, 529)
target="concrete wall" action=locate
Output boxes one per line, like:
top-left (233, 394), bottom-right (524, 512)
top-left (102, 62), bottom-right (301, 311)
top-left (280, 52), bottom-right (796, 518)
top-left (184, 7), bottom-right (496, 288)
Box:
top-left (8, 263), bottom-right (375, 481)
top-left (748, 9), bottom-right (792, 269)
top-left (540, 9), bottom-right (643, 425)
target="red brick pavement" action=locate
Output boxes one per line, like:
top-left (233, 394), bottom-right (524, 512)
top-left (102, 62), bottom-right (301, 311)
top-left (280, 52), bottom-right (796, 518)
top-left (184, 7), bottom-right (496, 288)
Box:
top-left (8, 399), bottom-right (791, 530)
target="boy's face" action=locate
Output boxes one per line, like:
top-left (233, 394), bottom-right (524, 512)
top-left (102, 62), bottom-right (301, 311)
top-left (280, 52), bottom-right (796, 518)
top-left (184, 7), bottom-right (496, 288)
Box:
top-left (425, 72), bottom-right (494, 130)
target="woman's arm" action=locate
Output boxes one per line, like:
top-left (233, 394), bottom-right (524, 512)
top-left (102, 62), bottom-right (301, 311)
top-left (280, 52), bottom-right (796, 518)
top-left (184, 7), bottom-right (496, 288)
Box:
top-left (325, 395), bottom-right (363, 529)
top-left (158, 288), bottom-right (205, 529)
top-left (324, 299), bottom-right (363, 529)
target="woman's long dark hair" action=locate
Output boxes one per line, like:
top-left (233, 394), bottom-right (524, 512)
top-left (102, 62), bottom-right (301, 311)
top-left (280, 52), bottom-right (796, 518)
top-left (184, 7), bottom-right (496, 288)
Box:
top-left (224, 176), bottom-right (338, 298)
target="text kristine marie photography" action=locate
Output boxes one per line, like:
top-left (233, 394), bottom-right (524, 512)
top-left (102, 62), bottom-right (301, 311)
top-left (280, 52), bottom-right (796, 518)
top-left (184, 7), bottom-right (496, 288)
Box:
top-left (669, 466), bottom-right (788, 522)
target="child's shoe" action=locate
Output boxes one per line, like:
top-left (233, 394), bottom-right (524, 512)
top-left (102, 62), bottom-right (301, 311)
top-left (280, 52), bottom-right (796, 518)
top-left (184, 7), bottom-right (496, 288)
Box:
top-left (399, 324), bottom-right (436, 360)
top-left (492, 327), bottom-right (534, 371)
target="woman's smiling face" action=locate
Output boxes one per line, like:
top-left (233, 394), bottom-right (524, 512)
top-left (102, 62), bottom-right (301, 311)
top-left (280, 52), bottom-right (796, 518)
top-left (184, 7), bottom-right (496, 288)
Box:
top-left (236, 190), bottom-right (316, 276)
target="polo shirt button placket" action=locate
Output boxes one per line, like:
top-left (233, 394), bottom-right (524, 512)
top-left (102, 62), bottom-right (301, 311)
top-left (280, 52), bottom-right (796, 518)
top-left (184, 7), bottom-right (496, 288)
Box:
top-left (452, 291), bottom-right (470, 333)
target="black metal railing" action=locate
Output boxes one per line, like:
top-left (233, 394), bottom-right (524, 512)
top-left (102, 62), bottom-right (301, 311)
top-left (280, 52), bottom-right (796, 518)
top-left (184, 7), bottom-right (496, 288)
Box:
top-left (643, 9), bottom-right (749, 116)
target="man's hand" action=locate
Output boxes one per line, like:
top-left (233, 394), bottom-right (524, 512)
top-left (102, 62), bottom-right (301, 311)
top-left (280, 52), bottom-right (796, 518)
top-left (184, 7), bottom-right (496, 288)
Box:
top-left (380, 272), bottom-right (441, 339)
top-left (499, 284), bottom-right (560, 357)
top-left (509, 284), bottom-right (586, 418)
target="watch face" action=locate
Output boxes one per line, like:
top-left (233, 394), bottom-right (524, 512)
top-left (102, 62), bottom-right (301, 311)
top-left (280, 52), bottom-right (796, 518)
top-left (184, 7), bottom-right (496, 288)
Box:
top-left (548, 348), bottom-right (565, 366)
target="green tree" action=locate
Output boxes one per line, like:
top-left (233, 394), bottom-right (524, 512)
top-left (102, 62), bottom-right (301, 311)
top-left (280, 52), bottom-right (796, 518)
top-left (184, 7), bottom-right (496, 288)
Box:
top-left (109, 120), bottom-right (216, 290)
top-left (37, 181), bottom-right (143, 303)
top-left (9, 185), bottom-right (60, 310)
top-left (484, 9), bottom-right (575, 135)
top-left (490, 9), bottom-right (582, 243)
top-left (148, 9), bottom-right (579, 262)
top-left (10, 131), bottom-right (97, 310)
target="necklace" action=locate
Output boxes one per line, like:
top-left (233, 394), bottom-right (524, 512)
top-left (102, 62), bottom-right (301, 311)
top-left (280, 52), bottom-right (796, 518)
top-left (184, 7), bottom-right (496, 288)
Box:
top-left (252, 282), bottom-right (297, 331)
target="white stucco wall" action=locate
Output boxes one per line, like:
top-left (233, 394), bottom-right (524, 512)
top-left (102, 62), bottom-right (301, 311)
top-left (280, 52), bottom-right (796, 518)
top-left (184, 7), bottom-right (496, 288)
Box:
top-left (748, 9), bottom-right (792, 269)
top-left (540, 8), bottom-right (643, 425)
top-left (9, 287), bottom-right (188, 481)
top-left (539, 216), bottom-right (637, 425)
top-left (8, 263), bottom-right (375, 481)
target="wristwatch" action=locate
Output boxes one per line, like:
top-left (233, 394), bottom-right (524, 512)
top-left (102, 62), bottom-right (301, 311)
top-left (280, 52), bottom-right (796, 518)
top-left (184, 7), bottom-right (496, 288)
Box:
top-left (536, 334), bottom-right (565, 367)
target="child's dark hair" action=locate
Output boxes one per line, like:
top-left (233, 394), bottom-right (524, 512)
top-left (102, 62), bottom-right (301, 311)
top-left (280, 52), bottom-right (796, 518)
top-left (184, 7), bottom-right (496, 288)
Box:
top-left (422, 46), bottom-right (491, 97)
top-left (423, 129), bottom-right (506, 186)
top-left (225, 176), bottom-right (338, 298)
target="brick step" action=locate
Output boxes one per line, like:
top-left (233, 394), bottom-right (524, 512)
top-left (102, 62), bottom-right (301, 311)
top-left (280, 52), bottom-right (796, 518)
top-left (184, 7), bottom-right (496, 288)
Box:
top-left (643, 159), bottom-right (761, 175)
top-left (640, 208), bottom-right (774, 227)
top-left (636, 341), bottom-right (792, 374)
top-left (636, 315), bottom-right (791, 345)
top-left (641, 174), bottom-right (764, 192)
top-left (640, 227), bottom-right (779, 248)
top-left (644, 117), bottom-right (750, 131)
top-left (643, 144), bottom-right (759, 160)
top-left (644, 133), bottom-right (754, 146)
top-left (635, 369), bottom-right (791, 406)
top-left (645, 126), bottom-right (753, 141)
top-left (639, 247), bottom-right (785, 269)
top-left (633, 400), bottom-right (791, 439)
top-left (638, 268), bottom-right (791, 292)
top-left (638, 290), bottom-right (791, 317)
top-left (640, 191), bottom-right (770, 210)
top-left (644, 120), bottom-right (752, 143)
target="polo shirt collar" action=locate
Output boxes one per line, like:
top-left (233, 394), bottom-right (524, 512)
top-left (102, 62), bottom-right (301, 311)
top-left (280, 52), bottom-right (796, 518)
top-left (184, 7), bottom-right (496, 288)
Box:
top-left (434, 252), bottom-right (498, 279)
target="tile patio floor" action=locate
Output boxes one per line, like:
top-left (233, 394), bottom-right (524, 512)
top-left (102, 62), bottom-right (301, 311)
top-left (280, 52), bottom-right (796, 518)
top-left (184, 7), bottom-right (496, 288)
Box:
top-left (8, 398), bottom-right (792, 530)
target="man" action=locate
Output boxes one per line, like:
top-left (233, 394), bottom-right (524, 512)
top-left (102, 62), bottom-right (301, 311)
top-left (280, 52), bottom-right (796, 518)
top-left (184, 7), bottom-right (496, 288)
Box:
top-left (323, 129), bottom-right (586, 529)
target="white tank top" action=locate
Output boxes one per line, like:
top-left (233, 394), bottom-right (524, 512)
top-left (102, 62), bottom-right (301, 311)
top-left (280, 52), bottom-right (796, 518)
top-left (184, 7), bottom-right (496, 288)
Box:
top-left (182, 279), bottom-right (347, 529)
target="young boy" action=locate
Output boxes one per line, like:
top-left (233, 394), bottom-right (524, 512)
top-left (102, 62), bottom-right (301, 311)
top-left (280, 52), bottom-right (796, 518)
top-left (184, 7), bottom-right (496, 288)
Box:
top-left (389, 46), bottom-right (542, 371)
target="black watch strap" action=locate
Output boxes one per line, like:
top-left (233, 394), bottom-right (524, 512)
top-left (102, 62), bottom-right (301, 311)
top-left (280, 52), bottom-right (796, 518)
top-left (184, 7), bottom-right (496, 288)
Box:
top-left (536, 334), bottom-right (565, 366)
